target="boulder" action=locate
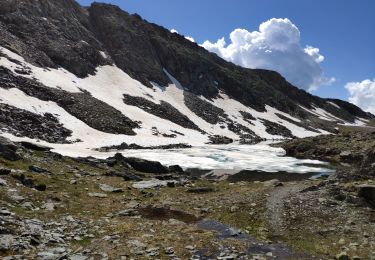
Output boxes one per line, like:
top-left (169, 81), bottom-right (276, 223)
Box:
top-left (207, 135), bottom-right (233, 145)
top-left (0, 234), bottom-right (14, 252)
top-left (0, 168), bottom-right (11, 175)
top-left (168, 165), bottom-right (184, 173)
top-left (29, 165), bottom-right (49, 173)
top-left (0, 178), bottom-right (7, 186)
top-left (99, 183), bottom-right (123, 193)
top-left (132, 179), bottom-right (172, 189)
top-left (0, 137), bottom-right (20, 161)
top-left (112, 153), bottom-right (169, 174)
top-left (358, 185), bottom-right (375, 207)
top-left (88, 192), bottom-right (108, 198)
top-left (20, 141), bottom-right (51, 151)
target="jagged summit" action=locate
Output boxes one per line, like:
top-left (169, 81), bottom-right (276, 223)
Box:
top-left (0, 0), bottom-right (373, 156)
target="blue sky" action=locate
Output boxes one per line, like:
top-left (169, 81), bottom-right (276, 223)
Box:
top-left (78, 0), bottom-right (374, 107)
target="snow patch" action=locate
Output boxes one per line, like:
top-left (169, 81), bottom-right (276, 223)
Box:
top-left (327, 101), bottom-right (341, 109)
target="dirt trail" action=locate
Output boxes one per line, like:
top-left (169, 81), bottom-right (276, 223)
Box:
top-left (266, 184), bottom-right (302, 236)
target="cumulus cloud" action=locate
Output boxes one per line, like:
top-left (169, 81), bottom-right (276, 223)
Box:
top-left (201, 18), bottom-right (335, 91)
top-left (345, 79), bottom-right (375, 114)
top-left (170, 28), bottom-right (195, 42)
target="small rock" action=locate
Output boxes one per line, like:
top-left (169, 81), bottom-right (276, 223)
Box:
top-left (20, 201), bottom-right (34, 210)
top-left (0, 234), bottom-right (14, 251)
top-left (70, 255), bottom-right (89, 260)
top-left (336, 251), bottom-right (349, 260)
top-left (42, 202), bottom-right (56, 211)
top-left (230, 205), bottom-right (239, 213)
top-left (0, 208), bottom-right (12, 216)
top-left (132, 179), bottom-right (170, 189)
top-left (146, 247), bottom-right (160, 257)
top-left (318, 198), bottom-right (327, 203)
top-left (88, 192), bottom-right (107, 198)
top-left (99, 183), bottom-right (123, 193)
top-left (0, 178), bottom-right (7, 186)
top-left (185, 245), bottom-right (195, 250)
top-left (165, 247), bottom-right (175, 255)
top-left (29, 165), bottom-right (49, 173)
top-left (228, 228), bottom-right (241, 237)
top-left (0, 168), bottom-right (11, 175)
top-left (66, 215), bottom-right (75, 222)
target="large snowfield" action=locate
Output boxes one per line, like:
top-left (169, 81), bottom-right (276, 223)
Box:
top-left (0, 46), bottom-right (366, 173)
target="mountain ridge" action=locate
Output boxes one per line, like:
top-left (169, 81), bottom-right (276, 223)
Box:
top-left (0, 0), bottom-right (373, 156)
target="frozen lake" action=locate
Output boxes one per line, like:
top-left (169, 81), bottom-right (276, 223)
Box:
top-left (113, 143), bottom-right (333, 174)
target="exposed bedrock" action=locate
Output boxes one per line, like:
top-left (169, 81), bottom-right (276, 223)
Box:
top-left (0, 67), bottom-right (139, 135)
top-left (0, 103), bottom-right (72, 143)
top-left (123, 94), bottom-right (201, 131)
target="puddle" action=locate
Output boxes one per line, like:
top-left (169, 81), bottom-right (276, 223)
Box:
top-left (225, 170), bottom-right (318, 182)
top-left (196, 219), bottom-right (311, 259)
top-left (137, 206), bottom-right (200, 224)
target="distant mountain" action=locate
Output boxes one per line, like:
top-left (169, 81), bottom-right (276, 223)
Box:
top-left (0, 0), bottom-right (373, 156)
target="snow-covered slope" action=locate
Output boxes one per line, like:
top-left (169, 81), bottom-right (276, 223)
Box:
top-left (0, 45), bottom-right (367, 157)
top-left (0, 0), bottom-right (372, 157)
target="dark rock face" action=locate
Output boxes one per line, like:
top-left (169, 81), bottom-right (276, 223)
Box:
top-left (123, 94), bottom-right (200, 131)
top-left (0, 67), bottom-right (139, 135)
top-left (183, 91), bottom-right (226, 125)
top-left (0, 0), bottom-right (110, 77)
top-left (274, 113), bottom-right (320, 133)
top-left (260, 119), bottom-right (294, 138)
top-left (240, 111), bottom-right (256, 123)
top-left (0, 103), bottom-right (72, 143)
top-left (0, 136), bottom-right (20, 161)
top-left (208, 135), bottom-right (233, 145)
top-left (97, 142), bottom-right (191, 151)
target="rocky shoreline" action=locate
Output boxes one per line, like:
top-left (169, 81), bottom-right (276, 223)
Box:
top-left (1, 131), bottom-right (375, 259)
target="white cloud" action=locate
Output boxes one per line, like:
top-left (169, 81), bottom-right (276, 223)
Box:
top-left (170, 28), bottom-right (195, 42)
top-left (201, 18), bottom-right (335, 91)
top-left (345, 79), bottom-right (375, 114)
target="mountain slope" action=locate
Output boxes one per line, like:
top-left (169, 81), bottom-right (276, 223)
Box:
top-left (0, 0), bottom-right (373, 157)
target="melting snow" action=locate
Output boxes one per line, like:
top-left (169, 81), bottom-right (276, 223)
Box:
top-left (0, 45), bottom-right (366, 156)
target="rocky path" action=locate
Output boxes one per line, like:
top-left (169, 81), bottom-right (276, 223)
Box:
top-left (266, 184), bottom-right (302, 236)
